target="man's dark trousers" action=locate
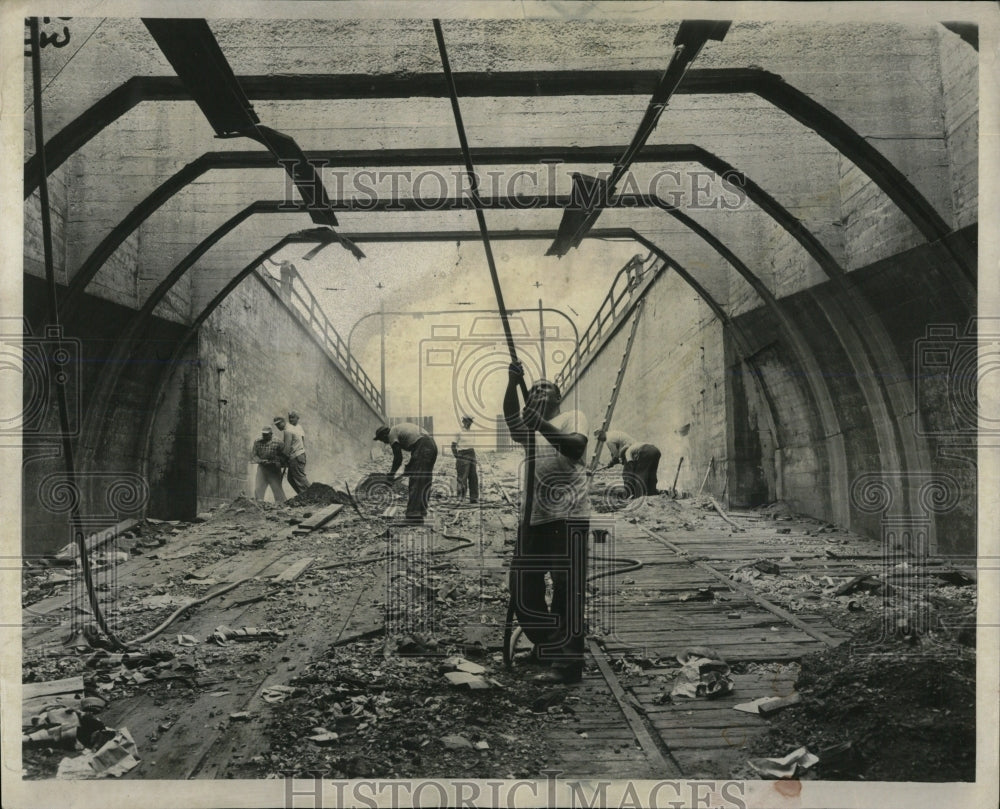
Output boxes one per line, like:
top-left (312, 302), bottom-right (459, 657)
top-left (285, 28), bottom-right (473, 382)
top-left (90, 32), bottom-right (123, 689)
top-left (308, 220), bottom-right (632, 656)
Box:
top-left (455, 449), bottom-right (479, 502)
top-left (405, 436), bottom-right (438, 522)
top-left (511, 519), bottom-right (589, 667)
top-left (623, 444), bottom-right (661, 498)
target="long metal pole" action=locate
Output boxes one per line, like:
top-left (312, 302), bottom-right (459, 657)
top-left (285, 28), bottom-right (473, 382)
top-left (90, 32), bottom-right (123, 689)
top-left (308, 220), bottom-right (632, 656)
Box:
top-left (433, 19), bottom-right (535, 669)
top-left (379, 300), bottom-right (387, 413)
top-left (432, 20), bottom-right (526, 385)
top-left (30, 19), bottom-right (122, 648)
top-left (537, 298), bottom-right (547, 379)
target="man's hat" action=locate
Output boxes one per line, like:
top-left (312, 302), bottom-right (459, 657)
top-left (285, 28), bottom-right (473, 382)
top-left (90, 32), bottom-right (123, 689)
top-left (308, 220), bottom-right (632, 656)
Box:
top-left (461, 415), bottom-right (474, 424)
top-left (262, 426), bottom-right (273, 434)
top-left (374, 426), bottom-right (391, 441)
top-left (288, 410), bottom-right (299, 418)
top-left (273, 415), bottom-right (284, 423)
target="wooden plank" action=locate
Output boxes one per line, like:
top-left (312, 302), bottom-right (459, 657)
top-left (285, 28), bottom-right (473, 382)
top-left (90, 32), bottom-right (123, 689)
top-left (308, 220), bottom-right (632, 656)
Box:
top-left (21, 676), bottom-right (84, 700)
top-left (293, 504), bottom-right (344, 532)
top-left (21, 676), bottom-right (86, 726)
top-left (639, 527), bottom-right (843, 647)
top-left (588, 639), bottom-right (683, 777)
top-left (271, 557), bottom-right (314, 583)
top-left (55, 518), bottom-right (138, 559)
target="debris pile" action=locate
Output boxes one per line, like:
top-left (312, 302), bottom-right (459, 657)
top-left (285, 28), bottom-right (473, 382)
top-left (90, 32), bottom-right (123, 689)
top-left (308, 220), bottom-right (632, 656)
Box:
top-left (233, 638), bottom-right (570, 780)
top-left (285, 483), bottom-right (355, 508)
top-left (734, 615), bottom-right (975, 781)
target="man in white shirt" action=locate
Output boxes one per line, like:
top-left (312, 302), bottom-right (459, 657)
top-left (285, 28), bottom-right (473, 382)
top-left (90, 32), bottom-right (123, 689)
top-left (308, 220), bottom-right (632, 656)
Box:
top-left (504, 362), bottom-right (589, 684)
top-left (595, 428), bottom-right (661, 498)
top-left (451, 415), bottom-right (479, 503)
top-left (274, 413), bottom-right (310, 494)
top-left (374, 422), bottom-right (439, 524)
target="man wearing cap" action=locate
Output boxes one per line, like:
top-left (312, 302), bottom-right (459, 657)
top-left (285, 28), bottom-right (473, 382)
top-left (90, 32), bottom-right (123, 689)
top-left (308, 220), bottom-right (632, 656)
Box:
top-left (251, 426), bottom-right (286, 504)
top-left (274, 412), bottom-right (310, 494)
top-left (451, 415), bottom-right (479, 504)
top-left (374, 422), bottom-right (438, 524)
top-left (503, 362), bottom-right (589, 684)
top-left (595, 428), bottom-right (661, 498)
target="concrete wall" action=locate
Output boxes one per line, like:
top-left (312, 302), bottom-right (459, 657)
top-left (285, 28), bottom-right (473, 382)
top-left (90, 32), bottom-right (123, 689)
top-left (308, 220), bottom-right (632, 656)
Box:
top-left (21, 267), bottom-right (385, 551)
top-left (566, 271), bottom-right (728, 500)
top-left (939, 29), bottom-right (979, 230)
top-left (21, 275), bottom-right (195, 555)
top-left (195, 272), bottom-right (383, 510)
top-left (729, 226), bottom-right (976, 555)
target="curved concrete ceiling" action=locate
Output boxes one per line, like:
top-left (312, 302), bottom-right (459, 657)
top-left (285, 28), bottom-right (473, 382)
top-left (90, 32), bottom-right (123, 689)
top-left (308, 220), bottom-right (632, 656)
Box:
top-left (25, 18), bottom-right (975, 313)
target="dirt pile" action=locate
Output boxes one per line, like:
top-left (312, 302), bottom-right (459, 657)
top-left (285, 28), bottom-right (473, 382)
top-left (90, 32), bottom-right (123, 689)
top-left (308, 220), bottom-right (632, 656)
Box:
top-left (285, 483), bottom-right (354, 508)
top-left (736, 617), bottom-right (976, 781)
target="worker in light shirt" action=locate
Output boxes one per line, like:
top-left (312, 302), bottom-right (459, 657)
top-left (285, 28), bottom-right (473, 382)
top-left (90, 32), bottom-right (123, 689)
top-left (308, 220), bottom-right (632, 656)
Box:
top-left (374, 422), bottom-right (439, 524)
top-left (451, 415), bottom-right (479, 503)
top-left (595, 428), bottom-right (661, 498)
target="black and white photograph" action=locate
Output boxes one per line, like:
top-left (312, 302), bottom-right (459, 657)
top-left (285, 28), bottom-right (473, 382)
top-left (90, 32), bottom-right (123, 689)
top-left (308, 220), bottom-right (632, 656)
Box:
top-left (2, 1), bottom-right (997, 807)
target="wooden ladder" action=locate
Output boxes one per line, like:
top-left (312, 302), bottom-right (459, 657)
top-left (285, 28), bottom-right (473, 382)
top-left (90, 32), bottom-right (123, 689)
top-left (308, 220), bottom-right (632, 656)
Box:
top-left (589, 298), bottom-right (645, 473)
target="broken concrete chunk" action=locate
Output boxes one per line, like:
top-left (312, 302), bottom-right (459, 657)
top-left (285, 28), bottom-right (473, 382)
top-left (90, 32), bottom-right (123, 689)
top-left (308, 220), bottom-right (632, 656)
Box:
top-left (934, 569), bottom-right (975, 587)
top-left (752, 560), bottom-right (781, 575)
top-left (261, 685), bottom-right (300, 703)
top-left (733, 697), bottom-right (773, 714)
top-left (443, 671), bottom-right (491, 689)
top-left (307, 730), bottom-right (339, 745)
top-left (758, 693), bottom-right (802, 715)
top-left (734, 694), bottom-right (801, 715)
top-left (441, 656), bottom-right (486, 675)
top-left (211, 625), bottom-right (286, 644)
top-left (229, 712), bottom-right (252, 721)
top-left (474, 740), bottom-right (490, 750)
top-left (441, 734), bottom-right (474, 750)
top-left (748, 746), bottom-right (819, 779)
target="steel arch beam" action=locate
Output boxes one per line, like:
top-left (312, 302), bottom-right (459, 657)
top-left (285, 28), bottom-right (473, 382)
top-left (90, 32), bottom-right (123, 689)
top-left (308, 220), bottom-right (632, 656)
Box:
top-left (25, 68), bottom-right (955, 255)
top-left (58, 142), bottom-right (849, 318)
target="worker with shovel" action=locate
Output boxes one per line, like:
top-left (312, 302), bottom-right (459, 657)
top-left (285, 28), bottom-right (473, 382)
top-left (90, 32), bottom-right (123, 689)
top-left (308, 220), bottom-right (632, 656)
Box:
top-left (595, 429), bottom-right (661, 498)
top-left (503, 362), bottom-right (590, 684)
top-left (374, 423), bottom-right (439, 524)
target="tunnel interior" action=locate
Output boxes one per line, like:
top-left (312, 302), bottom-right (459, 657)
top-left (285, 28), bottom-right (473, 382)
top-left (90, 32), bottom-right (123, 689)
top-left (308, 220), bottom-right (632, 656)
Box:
top-left (19, 14), bottom-right (979, 559)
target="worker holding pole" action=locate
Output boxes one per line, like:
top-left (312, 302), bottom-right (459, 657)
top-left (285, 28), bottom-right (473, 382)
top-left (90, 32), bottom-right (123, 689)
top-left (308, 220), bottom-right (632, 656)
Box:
top-left (503, 364), bottom-right (590, 683)
top-left (434, 18), bottom-right (588, 680)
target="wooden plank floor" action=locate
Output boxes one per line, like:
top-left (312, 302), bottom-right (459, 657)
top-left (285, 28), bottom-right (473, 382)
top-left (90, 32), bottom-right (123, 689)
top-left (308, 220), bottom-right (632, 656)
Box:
top-left (23, 489), bottom-right (882, 780)
top-left (578, 500), bottom-right (874, 778)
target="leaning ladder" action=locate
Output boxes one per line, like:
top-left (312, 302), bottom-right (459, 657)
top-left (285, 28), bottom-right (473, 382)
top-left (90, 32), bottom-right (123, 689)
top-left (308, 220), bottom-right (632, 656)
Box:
top-left (588, 298), bottom-right (645, 473)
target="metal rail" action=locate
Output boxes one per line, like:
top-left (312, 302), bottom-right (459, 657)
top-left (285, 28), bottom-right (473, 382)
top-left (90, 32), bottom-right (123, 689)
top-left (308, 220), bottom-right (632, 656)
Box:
top-left (554, 252), bottom-right (662, 393)
top-left (255, 268), bottom-right (384, 413)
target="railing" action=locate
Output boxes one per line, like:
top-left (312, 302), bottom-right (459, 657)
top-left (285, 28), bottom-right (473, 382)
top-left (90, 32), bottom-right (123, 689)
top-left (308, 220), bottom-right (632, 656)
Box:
top-left (553, 251), bottom-right (663, 393)
top-left (255, 268), bottom-right (385, 415)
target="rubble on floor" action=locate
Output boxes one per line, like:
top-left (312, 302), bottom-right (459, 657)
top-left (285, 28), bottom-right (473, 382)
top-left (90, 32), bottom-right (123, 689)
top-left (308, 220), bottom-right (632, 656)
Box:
top-left (20, 463), bottom-right (978, 782)
top-left (733, 615), bottom-right (976, 782)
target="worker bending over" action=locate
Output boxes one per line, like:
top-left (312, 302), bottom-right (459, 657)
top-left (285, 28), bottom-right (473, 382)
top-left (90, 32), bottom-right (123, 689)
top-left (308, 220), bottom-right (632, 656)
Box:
top-left (374, 422), bottom-right (439, 524)
top-left (596, 429), bottom-right (661, 498)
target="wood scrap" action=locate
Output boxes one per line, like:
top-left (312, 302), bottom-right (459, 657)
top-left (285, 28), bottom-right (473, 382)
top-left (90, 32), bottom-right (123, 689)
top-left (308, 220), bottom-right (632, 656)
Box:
top-left (55, 519), bottom-right (138, 559)
top-left (292, 504), bottom-right (343, 533)
top-left (272, 557), bottom-right (314, 583)
top-left (709, 497), bottom-right (743, 531)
